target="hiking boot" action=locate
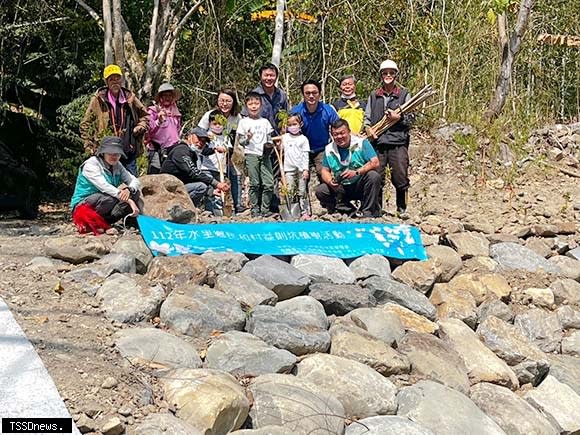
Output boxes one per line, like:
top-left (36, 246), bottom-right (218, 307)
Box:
top-left (396, 189), bottom-right (408, 213)
top-left (251, 208), bottom-right (261, 218)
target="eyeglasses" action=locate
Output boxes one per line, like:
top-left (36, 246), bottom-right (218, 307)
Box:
top-left (381, 70), bottom-right (397, 77)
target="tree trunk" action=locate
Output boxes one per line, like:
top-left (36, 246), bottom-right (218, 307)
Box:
top-left (271, 0), bottom-right (285, 67)
top-left (163, 38), bottom-right (178, 81)
top-left (484, 0), bottom-right (534, 122)
top-left (102, 0), bottom-right (113, 65)
top-left (112, 0), bottom-right (125, 68)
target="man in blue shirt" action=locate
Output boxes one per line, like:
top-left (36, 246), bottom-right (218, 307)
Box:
top-left (291, 79), bottom-right (340, 179)
top-left (315, 119), bottom-right (382, 218)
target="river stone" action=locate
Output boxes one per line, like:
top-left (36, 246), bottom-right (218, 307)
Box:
top-left (97, 273), bottom-right (165, 323)
top-left (549, 255), bottom-right (580, 280)
top-left (206, 331), bottom-right (297, 376)
top-left (348, 254), bottom-right (392, 280)
top-left (95, 253), bottom-right (137, 275)
top-left (513, 308), bottom-right (563, 353)
top-left (522, 287), bottom-right (554, 308)
top-left (248, 373), bottom-right (345, 434)
top-left (61, 266), bottom-right (108, 296)
top-left (557, 305), bottom-right (580, 329)
top-left (345, 416), bottom-right (435, 435)
top-left (397, 380), bottom-right (507, 435)
top-left (525, 375), bottom-right (580, 434)
top-left (23, 256), bottom-right (59, 273)
top-left (232, 427), bottom-right (293, 435)
top-left (430, 284), bottom-right (477, 328)
top-left (330, 323), bottom-right (410, 376)
top-left (127, 413), bottom-right (203, 435)
top-left (201, 252), bottom-right (248, 276)
top-left (426, 245), bottom-right (462, 282)
top-left (531, 224), bottom-right (559, 237)
top-left (562, 330), bottom-right (580, 356)
top-left (447, 273), bottom-right (511, 304)
top-left (44, 235), bottom-right (110, 264)
top-left (550, 278), bottom-right (580, 305)
top-left (295, 353), bottom-right (398, 419)
top-left (439, 319), bottom-right (518, 389)
top-left (383, 303), bottom-right (439, 334)
top-left (111, 235), bottom-right (153, 273)
top-left (140, 174), bottom-right (196, 222)
top-left (276, 296), bottom-right (328, 329)
top-left (160, 285), bottom-right (246, 336)
top-left (245, 305), bottom-right (330, 355)
top-left (476, 316), bottom-right (549, 385)
top-left (525, 237), bottom-right (553, 258)
top-left (216, 273), bottom-right (278, 308)
top-left (162, 368), bottom-right (249, 433)
top-left (469, 383), bottom-right (557, 435)
top-left (391, 259), bottom-right (441, 293)
top-left (348, 307), bottom-right (405, 345)
top-left (145, 255), bottom-right (208, 292)
top-left (477, 299), bottom-right (513, 323)
top-left (290, 254), bottom-right (355, 284)
top-left (308, 283), bottom-right (376, 315)
top-left (567, 246), bottom-right (580, 261)
top-left (463, 256), bottom-right (500, 273)
top-left (115, 328), bottom-right (202, 369)
top-left (363, 276), bottom-right (437, 320)
top-left (549, 354), bottom-right (580, 395)
top-left (241, 255), bottom-right (310, 300)
top-left (447, 231), bottom-right (490, 259)
top-left (398, 331), bottom-right (470, 393)
top-left (490, 242), bottom-right (561, 274)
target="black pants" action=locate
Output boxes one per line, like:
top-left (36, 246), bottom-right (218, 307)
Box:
top-left (83, 191), bottom-right (143, 224)
top-left (376, 144), bottom-right (409, 209)
top-left (315, 170), bottom-right (382, 217)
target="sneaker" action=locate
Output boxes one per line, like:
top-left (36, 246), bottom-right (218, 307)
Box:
top-left (251, 209), bottom-right (261, 218)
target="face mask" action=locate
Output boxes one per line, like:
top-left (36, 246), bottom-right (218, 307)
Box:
top-left (210, 125), bottom-right (224, 134)
top-left (287, 125), bottom-right (301, 135)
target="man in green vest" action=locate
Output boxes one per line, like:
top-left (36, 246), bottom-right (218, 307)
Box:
top-left (315, 119), bottom-right (381, 218)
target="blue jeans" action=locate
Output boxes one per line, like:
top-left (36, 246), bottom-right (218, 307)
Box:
top-left (185, 182), bottom-right (210, 208)
top-left (121, 154), bottom-right (138, 176)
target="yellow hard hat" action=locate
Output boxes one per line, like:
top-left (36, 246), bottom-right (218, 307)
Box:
top-left (103, 64), bottom-right (122, 80)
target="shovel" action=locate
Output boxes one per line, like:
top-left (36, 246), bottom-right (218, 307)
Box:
top-left (216, 150), bottom-right (233, 217)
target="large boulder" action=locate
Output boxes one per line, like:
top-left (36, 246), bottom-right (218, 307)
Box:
top-left (145, 255), bottom-right (208, 292)
top-left (161, 368), bottom-right (249, 434)
top-left (206, 331), bottom-right (297, 376)
top-left (295, 353), bottom-right (398, 419)
top-left (490, 242), bottom-right (560, 274)
top-left (477, 299), bottom-right (513, 323)
top-left (426, 245), bottom-right (462, 282)
top-left (548, 354), bottom-right (580, 395)
top-left (391, 259), bottom-right (441, 293)
top-left (128, 413), bottom-right (203, 435)
top-left (216, 273), bottom-right (278, 308)
top-left (550, 278), bottom-right (580, 305)
top-left (446, 273), bottom-right (511, 304)
top-left (291, 254), bottom-right (356, 284)
top-left (140, 174), bottom-right (196, 222)
top-left (548, 255), bottom-right (580, 280)
top-left (308, 283), bottom-right (376, 315)
top-left (446, 232), bottom-right (490, 259)
top-left (513, 308), bottom-right (563, 353)
top-left (345, 416), bottom-right (435, 435)
top-left (61, 266), bottom-right (109, 297)
top-left (241, 255), bottom-right (310, 300)
top-left (469, 383), bottom-right (557, 435)
top-left (430, 284), bottom-right (477, 328)
top-left (383, 303), bottom-right (439, 334)
top-left (348, 307), bottom-right (405, 346)
top-left (562, 330), bottom-right (580, 356)
top-left (556, 305), bottom-right (580, 329)
top-left (276, 296), bottom-right (328, 329)
top-left (95, 252), bottom-right (137, 275)
top-left (45, 235), bottom-right (110, 264)
top-left (111, 235), bottom-right (153, 273)
top-left (397, 380), bottom-right (506, 435)
top-left (348, 254), bottom-right (392, 281)
top-left (201, 252), bottom-right (248, 276)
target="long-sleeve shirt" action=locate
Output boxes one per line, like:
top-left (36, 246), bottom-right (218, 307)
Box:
top-left (290, 102), bottom-right (339, 153)
top-left (281, 133), bottom-right (310, 172)
top-left (160, 142), bottom-right (218, 187)
top-left (147, 104), bottom-right (181, 149)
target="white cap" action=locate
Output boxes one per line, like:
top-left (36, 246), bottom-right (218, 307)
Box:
top-left (379, 59), bottom-right (399, 72)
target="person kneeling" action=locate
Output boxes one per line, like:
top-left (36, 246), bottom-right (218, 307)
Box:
top-left (315, 119), bottom-right (382, 218)
top-left (71, 136), bottom-right (142, 234)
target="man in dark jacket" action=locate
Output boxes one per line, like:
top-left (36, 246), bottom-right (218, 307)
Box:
top-left (364, 59), bottom-right (413, 214)
top-left (160, 127), bottom-right (229, 208)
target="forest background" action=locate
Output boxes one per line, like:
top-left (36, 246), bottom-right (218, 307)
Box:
top-left (1, 0), bottom-right (578, 196)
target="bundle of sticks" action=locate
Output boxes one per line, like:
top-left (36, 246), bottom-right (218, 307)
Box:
top-left (366, 84), bottom-right (436, 137)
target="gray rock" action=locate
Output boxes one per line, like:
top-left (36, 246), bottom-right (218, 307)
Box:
top-left (397, 380), bottom-right (507, 435)
top-left (550, 278), bottom-right (580, 305)
top-left (160, 285), bottom-right (246, 336)
top-left (426, 245), bottom-right (462, 282)
top-left (477, 299), bottom-right (513, 323)
top-left (566, 246), bottom-right (580, 261)
top-left (525, 375), bottom-right (580, 434)
top-left (145, 255), bottom-right (208, 292)
top-left (308, 283), bottom-right (376, 315)
top-left (490, 242), bottom-right (560, 274)
top-left (23, 256), bottom-right (58, 273)
top-left (446, 273), bottom-right (512, 303)
top-left (44, 236), bottom-right (110, 264)
top-left (330, 323), bottom-right (410, 376)
top-left (432, 123), bottom-right (476, 142)
top-left (363, 276), bottom-right (437, 320)
top-left (549, 354), bottom-right (580, 395)
top-left (206, 331), bottom-right (297, 376)
top-left (241, 255), bottom-right (310, 300)
top-left (522, 287), bottom-right (554, 308)
top-left (469, 383), bottom-right (557, 435)
top-left (248, 373), bottom-right (345, 435)
top-left (348, 307), bottom-right (405, 346)
top-left (513, 308), bottom-right (563, 353)
top-left (398, 331), bottom-right (470, 394)
top-left (562, 330), bottom-right (580, 356)
top-left (557, 305), bottom-right (580, 329)
top-left (383, 303), bottom-right (439, 334)
top-left (345, 416), bottom-right (435, 435)
top-left (127, 413), bottom-right (203, 435)
top-left (97, 273), bottom-right (165, 323)
top-left (391, 259), bottom-right (441, 293)
top-left (216, 273), bottom-right (278, 308)
top-left (232, 427), bottom-right (293, 435)
top-left (61, 266), bottom-right (108, 296)
top-left (291, 254), bottom-right (356, 284)
top-left (430, 284), bottom-right (477, 328)
top-left (115, 328), bottom-right (202, 369)
top-left (295, 353), bottom-right (398, 419)
top-left (276, 296), bottom-right (329, 329)
top-left (101, 416), bottom-right (123, 435)
top-left (549, 255), bottom-right (580, 280)
top-left (95, 253), bottom-right (137, 275)
top-left (201, 252), bottom-right (248, 276)
top-left (525, 237), bottom-right (553, 258)
top-left (447, 232), bottom-right (490, 259)
top-left (245, 305), bottom-right (330, 356)
top-left (348, 254), bottom-right (392, 280)
top-left (111, 235), bottom-right (153, 274)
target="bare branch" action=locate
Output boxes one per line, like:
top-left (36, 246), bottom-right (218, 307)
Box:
top-left (75, 0), bottom-right (104, 30)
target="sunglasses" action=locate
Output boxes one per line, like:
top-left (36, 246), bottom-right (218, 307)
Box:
top-left (381, 70), bottom-right (398, 77)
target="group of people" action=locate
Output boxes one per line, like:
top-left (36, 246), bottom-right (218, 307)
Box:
top-left (71, 59), bottom-right (413, 233)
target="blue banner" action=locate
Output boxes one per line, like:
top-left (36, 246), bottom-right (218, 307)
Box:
top-left (137, 215), bottom-right (427, 260)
